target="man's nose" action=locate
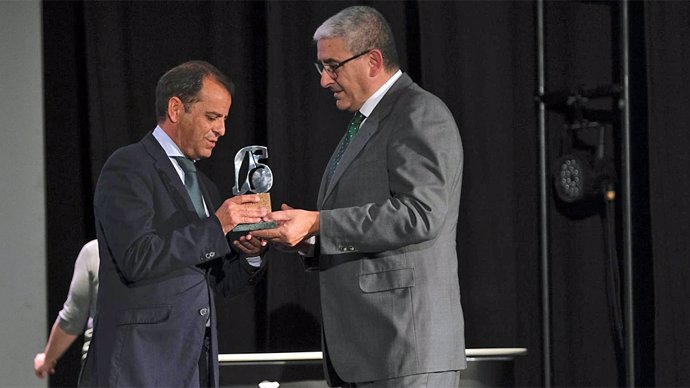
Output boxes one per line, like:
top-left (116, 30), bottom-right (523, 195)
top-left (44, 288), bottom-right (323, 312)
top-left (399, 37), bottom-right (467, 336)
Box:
top-left (320, 70), bottom-right (335, 88)
top-left (215, 122), bottom-right (225, 137)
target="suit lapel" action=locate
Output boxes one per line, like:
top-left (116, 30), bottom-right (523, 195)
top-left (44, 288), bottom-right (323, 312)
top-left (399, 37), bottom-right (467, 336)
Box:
top-left (318, 73), bottom-right (413, 208)
top-left (141, 133), bottom-right (200, 224)
top-left (141, 133), bottom-right (209, 275)
top-left (319, 117), bottom-right (378, 205)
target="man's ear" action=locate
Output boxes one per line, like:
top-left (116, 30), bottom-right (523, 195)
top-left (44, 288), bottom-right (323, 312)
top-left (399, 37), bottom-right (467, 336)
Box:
top-left (367, 49), bottom-right (385, 77)
top-left (167, 97), bottom-right (183, 123)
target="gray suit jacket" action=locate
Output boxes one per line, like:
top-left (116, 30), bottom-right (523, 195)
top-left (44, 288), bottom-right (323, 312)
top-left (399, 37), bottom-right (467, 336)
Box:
top-left (315, 73), bottom-right (466, 384)
top-left (80, 133), bottom-right (264, 387)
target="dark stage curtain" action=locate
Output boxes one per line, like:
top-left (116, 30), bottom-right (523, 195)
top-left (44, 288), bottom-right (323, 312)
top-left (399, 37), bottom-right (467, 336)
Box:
top-left (43, 1), bottom-right (539, 386)
top-left (645, 2), bottom-right (690, 386)
top-left (41, 1), bottom-right (689, 387)
top-left (542, 3), bottom-right (626, 386)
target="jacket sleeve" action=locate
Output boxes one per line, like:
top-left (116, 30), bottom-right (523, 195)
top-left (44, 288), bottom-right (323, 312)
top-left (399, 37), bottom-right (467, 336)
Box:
top-left (209, 248), bottom-right (268, 298)
top-left (94, 147), bottom-right (232, 285)
top-left (319, 92), bottom-right (463, 255)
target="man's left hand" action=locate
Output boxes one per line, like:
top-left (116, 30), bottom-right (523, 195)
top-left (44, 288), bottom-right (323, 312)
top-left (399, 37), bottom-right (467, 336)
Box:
top-left (251, 204), bottom-right (319, 247)
top-left (233, 234), bottom-right (268, 256)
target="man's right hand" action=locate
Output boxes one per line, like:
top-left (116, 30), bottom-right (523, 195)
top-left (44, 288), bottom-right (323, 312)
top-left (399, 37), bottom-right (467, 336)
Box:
top-left (34, 352), bottom-right (56, 379)
top-left (251, 203), bottom-right (320, 247)
top-left (215, 194), bottom-right (269, 234)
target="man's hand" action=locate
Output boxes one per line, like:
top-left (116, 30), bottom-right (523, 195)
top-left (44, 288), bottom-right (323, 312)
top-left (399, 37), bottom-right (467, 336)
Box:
top-left (251, 204), bottom-right (319, 247)
top-left (34, 353), bottom-right (56, 379)
top-left (215, 194), bottom-right (269, 234)
top-left (233, 233), bottom-right (268, 256)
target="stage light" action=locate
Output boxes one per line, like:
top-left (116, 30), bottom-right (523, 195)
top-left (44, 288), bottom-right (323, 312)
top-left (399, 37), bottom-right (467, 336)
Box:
top-left (553, 151), bottom-right (611, 203)
top-left (554, 153), bottom-right (589, 202)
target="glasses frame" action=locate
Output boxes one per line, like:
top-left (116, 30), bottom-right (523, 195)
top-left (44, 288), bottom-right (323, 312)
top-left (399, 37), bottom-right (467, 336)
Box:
top-left (314, 50), bottom-right (372, 79)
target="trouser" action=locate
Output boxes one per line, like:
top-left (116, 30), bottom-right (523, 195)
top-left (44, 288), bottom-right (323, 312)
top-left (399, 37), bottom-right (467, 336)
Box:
top-left (340, 371), bottom-right (461, 388)
top-left (198, 327), bottom-right (212, 387)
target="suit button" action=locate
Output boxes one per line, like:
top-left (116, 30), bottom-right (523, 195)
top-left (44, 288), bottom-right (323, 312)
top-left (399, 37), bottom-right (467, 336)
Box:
top-left (199, 308), bottom-right (209, 316)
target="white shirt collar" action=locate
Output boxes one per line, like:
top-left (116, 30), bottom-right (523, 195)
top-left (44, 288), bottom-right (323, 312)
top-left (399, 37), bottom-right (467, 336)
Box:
top-left (359, 69), bottom-right (403, 118)
top-left (152, 125), bottom-right (209, 215)
top-left (152, 125), bottom-right (185, 158)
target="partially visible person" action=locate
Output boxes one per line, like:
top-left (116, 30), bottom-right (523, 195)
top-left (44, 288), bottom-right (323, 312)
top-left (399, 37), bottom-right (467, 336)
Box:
top-left (34, 239), bottom-right (99, 379)
top-left (79, 60), bottom-right (268, 387)
top-left (253, 6), bottom-right (466, 387)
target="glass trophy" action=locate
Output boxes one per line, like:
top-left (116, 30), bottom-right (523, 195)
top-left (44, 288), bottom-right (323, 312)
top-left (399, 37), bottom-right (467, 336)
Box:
top-left (231, 145), bottom-right (277, 232)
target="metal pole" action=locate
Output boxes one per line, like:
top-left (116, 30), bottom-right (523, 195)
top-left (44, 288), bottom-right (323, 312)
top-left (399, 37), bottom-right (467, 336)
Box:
top-left (536, 0), bottom-right (551, 386)
top-left (619, 0), bottom-right (635, 386)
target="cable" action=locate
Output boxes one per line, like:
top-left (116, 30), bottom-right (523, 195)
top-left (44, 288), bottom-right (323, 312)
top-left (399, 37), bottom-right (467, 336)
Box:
top-left (603, 184), bottom-right (625, 384)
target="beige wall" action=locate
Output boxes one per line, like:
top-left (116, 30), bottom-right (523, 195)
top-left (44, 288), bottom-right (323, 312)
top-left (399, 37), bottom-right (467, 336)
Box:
top-left (0, 1), bottom-right (47, 386)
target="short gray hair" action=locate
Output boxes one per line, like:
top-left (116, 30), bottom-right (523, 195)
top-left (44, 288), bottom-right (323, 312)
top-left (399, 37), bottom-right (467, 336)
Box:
top-left (313, 6), bottom-right (400, 71)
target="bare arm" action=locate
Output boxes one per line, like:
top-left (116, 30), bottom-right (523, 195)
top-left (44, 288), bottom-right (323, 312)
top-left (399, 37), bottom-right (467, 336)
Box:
top-left (34, 322), bottom-right (78, 379)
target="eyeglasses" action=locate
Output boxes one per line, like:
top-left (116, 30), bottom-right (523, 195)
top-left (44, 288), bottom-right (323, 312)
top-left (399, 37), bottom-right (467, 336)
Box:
top-left (314, 50), bottom-right (371, 79)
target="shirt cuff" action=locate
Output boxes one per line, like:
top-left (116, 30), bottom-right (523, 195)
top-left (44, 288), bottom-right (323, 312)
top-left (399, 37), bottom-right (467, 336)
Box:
top-left (245, 256), bottom-right (262, 267)
top-left (298, 236), bottom-right (317, 257)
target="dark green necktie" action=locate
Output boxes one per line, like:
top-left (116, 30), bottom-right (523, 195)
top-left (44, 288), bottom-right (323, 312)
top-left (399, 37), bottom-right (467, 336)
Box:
top-left (172, 156), bottom-right (206, 219)
top-left (326, 111), bottom-right (366, 185)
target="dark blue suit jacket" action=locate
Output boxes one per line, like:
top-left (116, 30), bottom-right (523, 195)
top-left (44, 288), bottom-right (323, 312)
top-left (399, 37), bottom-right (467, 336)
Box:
top-left (79, 132), bottom-right (264, 387)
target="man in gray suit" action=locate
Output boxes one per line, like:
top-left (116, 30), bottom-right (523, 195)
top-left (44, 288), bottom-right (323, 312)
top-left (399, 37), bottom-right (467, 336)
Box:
top-left (253, 6), bottom-right (466, 387)
top-left (80, 61), bottom-right (269, 387)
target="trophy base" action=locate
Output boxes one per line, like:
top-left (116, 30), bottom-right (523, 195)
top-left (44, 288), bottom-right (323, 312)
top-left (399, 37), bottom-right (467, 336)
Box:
top-left (231, 193), bottom-right (276, 232)
top-left (255, 192), bottom-right (272, 211)
top-left (232, 221), bottom-right (277, 232)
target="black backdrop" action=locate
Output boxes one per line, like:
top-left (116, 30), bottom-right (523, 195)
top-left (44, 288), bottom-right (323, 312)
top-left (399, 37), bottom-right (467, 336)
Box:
top-left (41, 1), bottom-right (689, 387)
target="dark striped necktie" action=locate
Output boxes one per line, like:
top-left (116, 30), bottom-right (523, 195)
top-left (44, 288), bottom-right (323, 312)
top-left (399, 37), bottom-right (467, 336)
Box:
top-left (326, 111), bottom-right (366, 185)
top-left (172, 156), bottom-right (206, 218)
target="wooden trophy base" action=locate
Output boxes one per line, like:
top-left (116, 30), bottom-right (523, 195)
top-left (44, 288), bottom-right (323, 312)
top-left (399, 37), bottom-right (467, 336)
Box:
top-left (231, 193), bottom-right (277, 232)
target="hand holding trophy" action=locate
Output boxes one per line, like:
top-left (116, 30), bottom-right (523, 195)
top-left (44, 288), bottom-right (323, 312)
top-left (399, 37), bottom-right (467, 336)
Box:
top-left (231, 145), bottom-right (277, 232)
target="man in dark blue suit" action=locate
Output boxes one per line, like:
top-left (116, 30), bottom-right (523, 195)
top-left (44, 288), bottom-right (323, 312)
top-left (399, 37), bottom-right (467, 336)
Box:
top-left (80, 61), bottom-right (269, 387)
